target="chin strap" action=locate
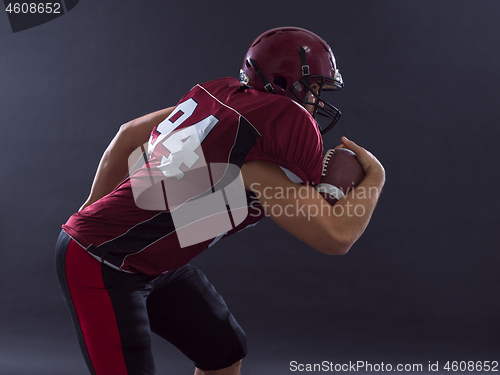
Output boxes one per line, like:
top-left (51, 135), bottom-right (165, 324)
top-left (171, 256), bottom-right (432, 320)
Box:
top-left (249, 58), bottom-right (275, 93)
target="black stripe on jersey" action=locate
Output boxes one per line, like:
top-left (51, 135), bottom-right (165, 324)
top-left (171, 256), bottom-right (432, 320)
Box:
top-left (212, 116), bottom-right (260, 193)
top-left (89, 211), bottom-right (177, 268)
top-left (229, 116), bottom-right (261, 167)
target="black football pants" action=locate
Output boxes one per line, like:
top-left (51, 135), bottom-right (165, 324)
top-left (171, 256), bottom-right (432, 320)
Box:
top-left (55, 230), bottom-right (247, 374)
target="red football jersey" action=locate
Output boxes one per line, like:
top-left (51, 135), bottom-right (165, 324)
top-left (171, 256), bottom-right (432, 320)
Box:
top-left (63, 77), bottom-right (323, 276)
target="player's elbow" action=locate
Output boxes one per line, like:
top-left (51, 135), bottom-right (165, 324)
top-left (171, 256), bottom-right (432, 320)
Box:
top-left (118, 122), bottom-right (138, 143)
top-left (320, 217), bottom-right (370, 255)
top-left (322, 242), bottom-right (352, 256)
top-left (317, 232), bottom-right (355, 256)
top-left (113, 122), bottom-right (149, 155)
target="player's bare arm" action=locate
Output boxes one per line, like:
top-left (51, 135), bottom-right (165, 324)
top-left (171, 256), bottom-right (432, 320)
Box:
top-left (79, 106), bottom-right (175, 211)
top-left (241, 137), bottom-right (385, 256)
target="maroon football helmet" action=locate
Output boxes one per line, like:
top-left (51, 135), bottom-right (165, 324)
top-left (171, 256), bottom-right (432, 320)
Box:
top-left (240, 27), bottom-right (344, 134)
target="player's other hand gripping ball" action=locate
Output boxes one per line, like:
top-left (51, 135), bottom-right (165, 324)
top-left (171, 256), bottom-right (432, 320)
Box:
top-left (315, 148), bottom-right (365, 205)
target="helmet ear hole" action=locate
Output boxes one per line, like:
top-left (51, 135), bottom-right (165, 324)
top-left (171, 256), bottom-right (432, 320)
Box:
top-left (273, 76), bottom-right (287, 90)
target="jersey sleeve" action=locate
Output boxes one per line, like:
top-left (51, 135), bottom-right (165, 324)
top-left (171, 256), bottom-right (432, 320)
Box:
top-left (244, 100), bottom-right (324, 185)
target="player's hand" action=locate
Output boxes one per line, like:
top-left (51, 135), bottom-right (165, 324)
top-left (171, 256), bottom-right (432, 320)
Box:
top-left (340, 137), bottom-right (385, 180)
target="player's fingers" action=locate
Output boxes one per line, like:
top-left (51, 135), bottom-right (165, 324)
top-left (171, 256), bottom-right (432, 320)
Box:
top-left (341, 137), bottom-right (373, 160)
top-left (341, 137), bottom-right (383, 175)
top-left (341, 137), bottom-right (370, 164)
top-left (341, 136), bottom-right (363, 153)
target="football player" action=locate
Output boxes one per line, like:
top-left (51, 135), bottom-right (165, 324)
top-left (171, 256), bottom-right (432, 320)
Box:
top-left (56, 27), bottom-right (385, 375)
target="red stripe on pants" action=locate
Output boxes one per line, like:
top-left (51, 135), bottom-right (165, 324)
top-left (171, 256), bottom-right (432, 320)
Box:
top-left (65, 240), bottom-right (129, 375)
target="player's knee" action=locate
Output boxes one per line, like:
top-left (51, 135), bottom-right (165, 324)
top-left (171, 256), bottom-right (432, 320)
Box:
top-left (195, 320), bottom-right (247, 372)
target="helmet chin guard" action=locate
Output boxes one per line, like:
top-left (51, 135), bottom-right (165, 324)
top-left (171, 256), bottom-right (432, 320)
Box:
top-left (240, 27), bottom-right (344, 134)
top-left (292, 74), bottom-right (343, 135)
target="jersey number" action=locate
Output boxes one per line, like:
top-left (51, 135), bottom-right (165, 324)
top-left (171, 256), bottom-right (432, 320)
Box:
top-left (128, 97), bottom-right (248, 249)
top-left (149, 98), bottom-right (219, 179)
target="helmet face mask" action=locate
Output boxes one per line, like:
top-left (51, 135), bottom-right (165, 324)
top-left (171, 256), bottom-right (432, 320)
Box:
top-left (291, 75), bottom-right (343, 135)
top-left (240, 27), bottom-right (344, 135)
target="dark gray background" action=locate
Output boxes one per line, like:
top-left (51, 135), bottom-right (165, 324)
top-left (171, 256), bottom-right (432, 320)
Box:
top-left (1, 1), bottom-right (499, 374)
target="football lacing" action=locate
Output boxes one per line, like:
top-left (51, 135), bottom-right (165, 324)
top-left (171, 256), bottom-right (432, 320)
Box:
top-left (321, 149), bottom-right (335, 177)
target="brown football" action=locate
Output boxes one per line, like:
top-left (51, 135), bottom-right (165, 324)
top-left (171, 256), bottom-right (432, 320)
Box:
top-left (315, 148), bottom-right (365, 205)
